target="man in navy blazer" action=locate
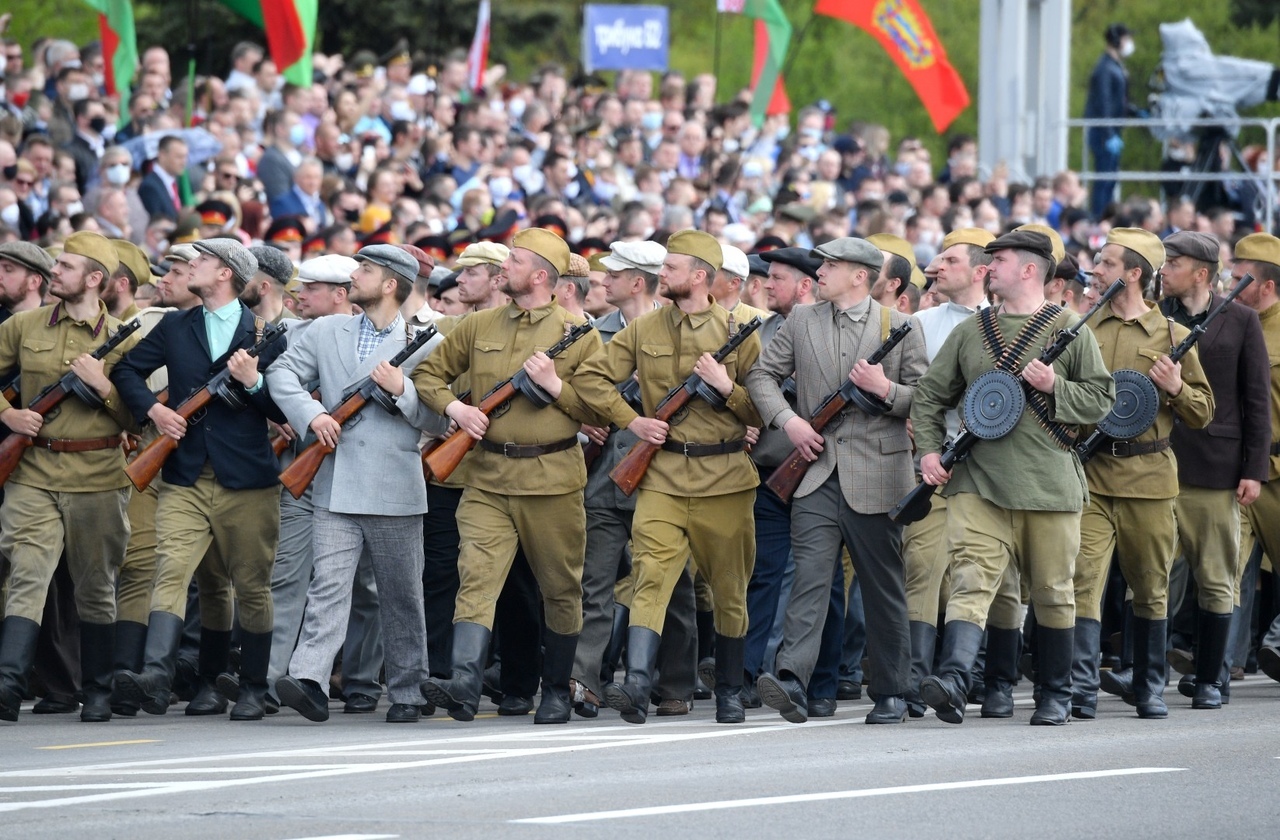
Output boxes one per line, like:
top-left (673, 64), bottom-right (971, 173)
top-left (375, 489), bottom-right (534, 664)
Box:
top-left (137, 136), bottom-right (188, 222)
top-left (112, 237), bottom-right (288, 722)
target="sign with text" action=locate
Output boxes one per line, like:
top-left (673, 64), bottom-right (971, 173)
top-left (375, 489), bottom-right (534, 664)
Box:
top-left (582, 5), bottom-right (669, 73)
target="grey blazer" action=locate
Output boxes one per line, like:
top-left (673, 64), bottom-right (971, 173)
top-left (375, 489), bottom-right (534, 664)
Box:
top-left (746, 299), bottom-right (928, 513)
top-left (266, 314), bottom-right (449, 516)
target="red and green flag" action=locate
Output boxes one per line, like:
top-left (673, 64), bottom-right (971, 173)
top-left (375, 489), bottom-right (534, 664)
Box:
top-left (82, 0), bottom-right (138, 121)
top-left (720, 0), bottom-right (793, 127)
top-left (217, 0), bottom-right (318, 86)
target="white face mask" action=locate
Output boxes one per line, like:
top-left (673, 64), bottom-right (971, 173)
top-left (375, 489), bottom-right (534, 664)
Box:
top-left (569, 226), bottom-right (585, 242)
top-left (389, 100), bottom-right (416, 122)
top-left (1120, 39), bottom-right (1135, 58)
top-left (65, 200), bottom-right (84, 216)
top-left (335, 152), bottom-right (354, 171)
top-left (426, 218), bottom-right (444, 234)
top-left (67, 83), bottom-right (90, 101)
top-left (0, 203), bottom-right (19, 226)
top-left (92, 72), bottom-right (105, 88)
top-left (488, 176), bottom-right (513, 203)
top-left (105, 163), bottom-right (131, 185)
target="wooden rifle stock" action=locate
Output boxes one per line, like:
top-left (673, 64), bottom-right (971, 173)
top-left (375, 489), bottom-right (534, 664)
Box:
top-left (421, 390), bottom-right (469, 482)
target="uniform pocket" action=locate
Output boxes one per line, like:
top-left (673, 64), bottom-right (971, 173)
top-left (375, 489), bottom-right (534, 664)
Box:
top-left (20, 338), bottom-right (59, 377)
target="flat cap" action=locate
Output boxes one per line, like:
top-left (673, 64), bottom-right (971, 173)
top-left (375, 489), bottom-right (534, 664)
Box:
top-left (165, 243), bottom-right (200, 264)
top-left (111, 239), bottom-right (153, 286)
top-left (720, 244), bottom-right (750, 280)
top-left (250, 245), bottom-right (296, 286)
top-left (1164, 230), bottom-right (1220, 264)
top-left (566, 253), bottom-right (590, 278)
top-left (941, 227), bottom-right (996, 252)
top-left (600, 240), bottom-right (666, 274)
top-left (747, 254), bottom-right (770, 277)
top-left (355, 243), bottom-right (419, 283)
top-left (1014, 223), bottom-right (1066, 265)
top-left (427, 265), bottom-right (452, 289)
top-left (1234, 232), bottom-right (1280, 268)
top-left (398, 243), bottom-right (436, 279)
top-left (513, 228), bottom-right (571, 275)
top-left (297, 254), bottom-right (358, 285)
top-left (193, 238), bottom-right (258, 287)
top-left (0, 241), bottom-right (55, 280)
top-left (64, 231), bottom-right (120, 276)
top-left (985, 229), bottom-right (1055, 264)
top-left (867, 233), bottom-right (914, 268)
top-left (764, 246), bottom-right (825, 280)
top-left (455, 240), bottom-right (510, 268)
top-left (666, 229), bottom-right (723, 272)
top-left (1106, 228), bottom-right (1164, 274)
top-left (810, 237), bottom-right (883, 271)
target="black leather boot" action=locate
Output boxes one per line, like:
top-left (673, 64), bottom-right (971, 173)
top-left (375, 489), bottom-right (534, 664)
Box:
top-left (599, 603), bottom-right (629, 687)
top-left (230, 631), bottom-right (272, 720)
top-left (534, 631), bottom-right (578, 724)
top-left (421, 621), bottom-right (491, 722)
top-left (79, 622), bottom-right (117, 723)
top-left (980, 626), bottom-right (1021, 719)
top-left (713, 634), bottom-right (746, 724)
top-left (1192, 612), bottom-right (1232, 710)
top-left (1030, 625), bottom-right (1074, 726)
top-left (115, 611), bottom-right (185, 716)
top-left (603, 626), bottom-right (661, 724)
top-left (0, 616), bottom-right (42, 721)
top-left (1133, 616), bottom-right (1168, 719)
top-left (186, 628), bottom-right (232, 716)
top-left (1070, 618), bottom-right (1101, 720)
top-left (110, 620), bottom-right (147, 717)
top-left (905, 621), bottom-right (936, 718)
top-left (919, 621), bottom-right (984, 725)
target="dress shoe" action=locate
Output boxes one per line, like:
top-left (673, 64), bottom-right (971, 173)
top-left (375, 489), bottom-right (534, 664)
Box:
top-left (570, 679), bottom-right (600, 718)
top-left (343, 693), bottom-right (379, 714)
top-left (1258, 646), bottom-right (1280, 683)
top-left (1230, 666), bottom-right (1245, 681)
top-left (32, 695), bottom-right (79, 714)
top-left (1178, 673), bottom-right (1196, 698)
top-left (264, 695), bottom-right (280, 715)
top-left (808, 698), bottom-right (837, 718)
top-left (866, 694), bottom-right (908, 724)
top-left (693, 675), bottom-right (712, 700)
top-left (756, 672), bottom-right (808, 724)
top-left (740, 681), bottom-right (762, 708)
top-left (655, 698), bottom-right (691, 716)
top-left (276, 675), bottom-right (330, 722)
top-left (497, 695), bottom-right (534, 715)
top-left (837, 679), bottom-right (862, 701)
top-left (385, 703), bottom-right (422, 723)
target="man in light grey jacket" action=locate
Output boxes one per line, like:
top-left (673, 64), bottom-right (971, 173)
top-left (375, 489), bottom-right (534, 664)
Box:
top-left (266, 245), bottom-right (448, 723)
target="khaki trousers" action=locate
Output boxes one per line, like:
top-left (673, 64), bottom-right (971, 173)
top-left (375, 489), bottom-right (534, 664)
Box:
top-left (1075, 493), bottom-right (1177, 621)
top-left (1175, 486), bottom-right (1240, 614)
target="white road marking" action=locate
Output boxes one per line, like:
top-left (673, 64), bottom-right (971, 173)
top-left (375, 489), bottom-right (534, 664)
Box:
top-left (512, 767), bottom-right (1186, 824)
top-left (280, 835), bottom-right (398, 840)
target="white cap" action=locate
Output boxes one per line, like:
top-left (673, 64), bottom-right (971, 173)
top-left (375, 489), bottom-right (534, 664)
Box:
top-left (297, 254), bottom-right (359, 285)
top-left (600, 240), bottom-right (666, 274)
top-left (722, 223), bottom-right (755, 249)
top-left (720, 244), bottom-right (750, 280)
top-left (406, 74), bottom-right (436, 96)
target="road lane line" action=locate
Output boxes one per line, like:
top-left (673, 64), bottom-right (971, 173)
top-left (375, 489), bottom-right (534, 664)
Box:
top-left (37, 740), bottom-right (160, 750)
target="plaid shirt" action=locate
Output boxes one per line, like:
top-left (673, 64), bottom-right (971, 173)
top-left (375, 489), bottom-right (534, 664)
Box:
top-left (356, 312), bottom-right (402, 363)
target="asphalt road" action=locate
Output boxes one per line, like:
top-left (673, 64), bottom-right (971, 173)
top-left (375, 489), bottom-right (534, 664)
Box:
top-left (2, 678), bottom-right (1277, 840)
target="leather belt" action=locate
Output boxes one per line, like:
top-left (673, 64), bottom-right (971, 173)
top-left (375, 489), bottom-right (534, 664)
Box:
top-left (660, 439), bottom-right (747, 457)
top-left (1107, 437), bottom-right (1171, 458)
top-left (31, 435), bottom-right (123, 453)
top-left (1271, 441), bottom-right (1280, 456)
top-left (477, 437), bottom-right (579, 458)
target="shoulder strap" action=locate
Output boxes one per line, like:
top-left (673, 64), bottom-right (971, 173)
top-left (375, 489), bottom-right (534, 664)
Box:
top-left (253, 315), bottom-right (266, 343)
top-left (880, 303), bottom-right (891, 343)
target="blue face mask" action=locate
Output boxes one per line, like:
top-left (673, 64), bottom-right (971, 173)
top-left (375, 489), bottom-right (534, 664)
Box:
top-left (289, 124), bottom-right (308, 147)
top-left (641, 112), bottom-right (663, 132)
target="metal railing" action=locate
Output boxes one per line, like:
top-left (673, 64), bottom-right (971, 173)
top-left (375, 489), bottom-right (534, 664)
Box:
top-left (1063, 117), bottom-right (1279, 232)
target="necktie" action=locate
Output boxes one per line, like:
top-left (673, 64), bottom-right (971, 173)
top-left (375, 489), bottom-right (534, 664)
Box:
top-left (171, 179), bottom-right (180, 210)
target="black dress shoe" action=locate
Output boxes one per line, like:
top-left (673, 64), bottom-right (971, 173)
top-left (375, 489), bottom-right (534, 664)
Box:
top-left (756, 673), bottom-right (807, 723)
top-left (32, 695), bottom-right (79, 714)
top-left (837, 679), bottom-right (862, 700)
top-left (866, 694), bottom-right (908, 724)
top-left (739, 681), bottom-right (762, 709)
top-left (386, 703), bottom-right (422, 723)
top-left (497, 695), bottom-right (534, 715)
top-left (808, 697), bottom-right (837, 717)
top-left (343, 692), bottom-right (379, 714)
top-left (276, 676), bottom-right (330, 722)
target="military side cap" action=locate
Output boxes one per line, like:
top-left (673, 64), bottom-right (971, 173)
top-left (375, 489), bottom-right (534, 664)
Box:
top-left (866, 233), bottom-right (914, 268)
top-left (456, 240), bottom-right (510, 268)
top-left (0, 241), bottom-right (55, 279)
top-left (355, 243), bottom-right (419, 283)
top-left (910, 266), bottom-right (926, 289)
top-left (111, 239), bottom-right (153, 285)
top-left (762, 246), bottom-right (824, 279)
top-left (265, 216), bottom-right (307, 244)
top-left (666, 229), bottom-right (723, 272)
top-left (64, 231), bottom-right (120, 275)
top-left (721, 244), bottom-right (750, 279)
top-left (810, 238), bottom-right (883, 272)
top-left (1106, 228), bottom-right (1164, 273)
top-left (1234, 232), bottom-right (1280, 268)
top-left (587, 253), bottom-right (609, 273)
top-left (1164, 230), bottom-right (1220, 264)
top-left (249, 245), bottom-right (295, 285)
top-left (1014, 223), bottom-right (1066, 265)
top-left (566, 253), bottom-right (590, 278)
top-left (297, 254), bottom-right (357, 284)
top-left (513, 228), bottom-right (570, 275)
top-left (398, 243), bottom-right (436, 278)
top-left (193, 238), bottom-right (258, 287)
top-left (165, 243), bottom-right (200, 264)
top-left (601, 240), bottom-right (665, 274)
top-left (986, 229), bottom-right (1055, 264)
top-left (747, 254), bottom-right (770, 277)
top-left (942, 227), bottom-right (996, 252)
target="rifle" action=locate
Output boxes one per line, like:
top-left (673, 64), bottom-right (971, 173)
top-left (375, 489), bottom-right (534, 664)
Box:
top-left (424, 323), bottom-right (595, 482)
top-left (765, 321), bottom-right (915, 502)
top-left (1075, 273), bottom-right (1255, 463)
top-left (420, 389), bottom-right (469, 482)
top-left (0, 318), bottom-right (142, 487)
top-left (890, 279), bottom-right (1124, 525)
top-left (124, 322), bottom-right (286, 492)
top-left (609, 316), bottom-right (764, 496)
top-left (268, 388), bottom-right (323, 459)
top-left (279, 325), bottom-right (438, 498)
top-left (582, 378), bottom-right (643, 471)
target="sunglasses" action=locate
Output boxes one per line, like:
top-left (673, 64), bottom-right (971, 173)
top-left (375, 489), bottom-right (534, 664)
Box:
top-left (14, 179), bottom-right (34, 187)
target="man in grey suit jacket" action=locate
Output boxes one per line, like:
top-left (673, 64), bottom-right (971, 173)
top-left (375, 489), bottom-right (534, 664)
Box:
top-left (267, 245), bottom-right (448, 724)
top-left (746, 236), bottom-right (928, 725)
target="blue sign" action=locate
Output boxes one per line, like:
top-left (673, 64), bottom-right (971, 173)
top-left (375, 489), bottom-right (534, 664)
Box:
top-left (582, 5), bottom-right (669, 73)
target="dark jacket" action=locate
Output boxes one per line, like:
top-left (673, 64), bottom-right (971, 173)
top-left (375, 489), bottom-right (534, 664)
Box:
top-left (111, 304), bottom-right (288, 489)
top-left (138, 170), bottom-right (179, 221)
top-left (1161, 294), bottom-right (1271, 489)
top-left (1084, 52), bottom-right (1130, 146)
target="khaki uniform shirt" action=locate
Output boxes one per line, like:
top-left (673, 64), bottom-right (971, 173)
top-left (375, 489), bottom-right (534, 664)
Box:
top-left (0, 302), bottom-right (140, 491)
top-left (573, 297), bottom-right (763, 497)
top-left (1257, 301), bottom-right (1280, 480)
top-left (1084, 302), bottom-right (1214, 499)
top-left (412, 298), bottom-right (603, 495)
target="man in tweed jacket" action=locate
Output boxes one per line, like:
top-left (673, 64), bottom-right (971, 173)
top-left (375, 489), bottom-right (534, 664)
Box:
top-left (746, 236), bottom-right (927, 725)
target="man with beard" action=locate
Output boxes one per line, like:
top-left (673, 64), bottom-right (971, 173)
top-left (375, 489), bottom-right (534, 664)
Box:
top-left (242, 246), bottom-right (300, 325)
